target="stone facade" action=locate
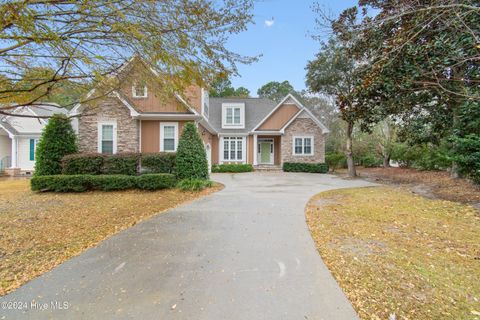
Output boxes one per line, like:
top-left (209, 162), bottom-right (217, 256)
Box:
top-left (281, 117), bottom-right (325, 164)
top-left (78, 97), bottom-right (139, 153)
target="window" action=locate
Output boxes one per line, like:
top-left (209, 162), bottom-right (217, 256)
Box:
top-left (203, 90), bottom-right (209, 118)
top-left (222, 137), bottom-right (244, 161)
top-left (132, 82), bottom-right (148, 98)
top-left (293, 136), bottom-right (314, 155)
top-left (222, 103), bottom-right (245, 128)
top-left (29, 139), bottom-right (38, 161)
top-left (98, 122), bottom-right (117, 154)
top-left (160, 122), bottom-right (178, 152)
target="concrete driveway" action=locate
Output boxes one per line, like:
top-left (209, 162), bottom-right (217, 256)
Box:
top-left (1, 172), bottom-right (375, 320)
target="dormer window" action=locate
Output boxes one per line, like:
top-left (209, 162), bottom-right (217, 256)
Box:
top-left (222, 103), bottom-right (245, 129)
top-left (132, 82), bottom-right (147, 98)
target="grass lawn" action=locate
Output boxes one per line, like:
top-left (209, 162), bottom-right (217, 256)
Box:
top-left (0, 179), bottom-right (222, 296)
top-left (306, 186), bottom-right (480, 320)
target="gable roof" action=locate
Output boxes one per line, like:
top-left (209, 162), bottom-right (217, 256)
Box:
top-left (207, 97), bottom-right (277, 133)
top-left (69, 55), bottom-right (200, 117)
top-left (251, 93), bottom-right (329, 134)
top-left (0, 103), bottom-right (68, 136)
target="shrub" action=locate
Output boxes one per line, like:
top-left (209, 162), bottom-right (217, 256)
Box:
top-left (91, 175), bottom-right (137, 191)
top-left (35, 114), bottom-right (77, 176)
top-left (62, 153), bottom-right (104, 175)
top-left (31, 174), bottom-right (176, 192)
top-left (211, 164), bottom-right (253, 173)
top-left (141, 153), bottom-right (176, 173)
top-left (358, 154), bottom-right (382, 167)
top-left (136, 174), bottom-right (177, 190)
top-left (325, 153), bottom-right (346, 172)
top-left (175, 122), bottom-right (209, 180)
top-left (103, 153), bottom-right (139, 175)
top-left (283, 162), bottom-right (329, 173)
top-left (31, 175), bottom-right (92, 192)
top-left (453, 134), bottom-right (480, 184)
top-left (177, 179), bottom-right (213, 191)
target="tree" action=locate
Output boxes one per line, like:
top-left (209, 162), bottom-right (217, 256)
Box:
top-left (210, 77), bottom-right (250, 98)
top-left (257, 81), bottom-right (295, 102)
top-left (306, 38), bottom-right (362, 177)
top-left (34, 114), bottom-right (77, 176)
top-left (175, 122), bottom-right (209, 180)
top-left (0, 0), bottom-right (256, 113)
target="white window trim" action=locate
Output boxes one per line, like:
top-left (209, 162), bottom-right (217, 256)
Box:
top-left (132, 83), bottom-right (148, 98)
top-left (220, 136), bottom-right (246, 163)
top-left (292, 135), bottom-right (314, 156)
top-left (201, 88), bottom-right (209, 118)
top-left (160, 122), bottom-right (179, 152)
top-left (222, 103), bottom-right (245, 129)
top-left (97, 121), bottom-right (117, 154)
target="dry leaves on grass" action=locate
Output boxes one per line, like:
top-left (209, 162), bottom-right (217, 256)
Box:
top-left (306, 186), bottom-right (480, 320)
top-left (348, 167), bottom-right (480, 205)
top-left (0, 179), bottom-right (222, 296)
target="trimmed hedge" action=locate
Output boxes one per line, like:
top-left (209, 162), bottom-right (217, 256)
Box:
top-left (136, 174), bottom-right (177, 190)
top-left (141, 152), bottom-right (176, 173)
top-left (103, 153), bottom-right (139, 175)
top-left (31, 174), bottom-right (176, 192)
top-left (212, 164), bottom-right (254, 173)
top-left (62, 153), bottom-right (104, 175)
top-left (62, 152), bottom-right (176, 175)
top-left (282, 162), bottom-right (329, 173)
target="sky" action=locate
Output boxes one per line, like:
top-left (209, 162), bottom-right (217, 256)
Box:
top-left (228, 0), bottom-right (357, 96)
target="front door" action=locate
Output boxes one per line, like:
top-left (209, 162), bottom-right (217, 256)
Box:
top-left (259, 142), bottom-right (273, 164)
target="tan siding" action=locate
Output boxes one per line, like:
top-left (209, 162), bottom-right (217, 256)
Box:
top-left (257, 104), bottom-right (300, 131)
top-left (211, 135), bottom-right (219, 164)
top-left (184, 85), bottom-right (202, 114)
top-left (247, 135), bottom-right (254, 164)
top-left (119, 60), bottom-right (196, 113)
top-left (141, 120), bottom-right (160, 152)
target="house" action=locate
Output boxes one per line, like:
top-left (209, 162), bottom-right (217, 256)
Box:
top-left (0, 104), bottom-right (68, 176)
top-left (70, 56), bottom-right (329, 169)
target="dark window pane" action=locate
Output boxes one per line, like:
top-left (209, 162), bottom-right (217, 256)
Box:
top-left (102, 141), bottom-right (113, 154)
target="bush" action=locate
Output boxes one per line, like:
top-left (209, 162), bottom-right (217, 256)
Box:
top-left (92, 175), bottom-right (137, 191)
top-left (176, 122), bottom-right (209, 180)
top-left (358, 154), bottom-right (382, 167)
top-left (103, 153), bottom-right (139, 175)
top-left (211, 164), bottom-right (253, 173)
top-left (136, 174), bottom-right (177, 190)
top-left (453, 134), bottom-right (480, 184)
top-left (31, 174), bottom-right (176, 192)
top-left (325, 153), bottom-right (346, 172)
top-left (31, 175), bottom-right (93, 192)
top-left (35, 114), bottom-right (77, 175)
top-left (62, 153), bottom-right (105, 175)
top-left (177, 179), bottom-right (214, 191)
top-left (141, 153), bottom-right (176, 173)
top-left (283, 162), bottom-right (329, 173)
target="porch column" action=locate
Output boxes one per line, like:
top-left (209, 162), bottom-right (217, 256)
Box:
top-left (10, 136), bottom-right (18, 168)
top-left (253, 134), bottom-right (258, 165)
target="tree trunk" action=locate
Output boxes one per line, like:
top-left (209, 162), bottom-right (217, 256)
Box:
top-left (346, 121), bottom-right (356, 177)
top-left (383, 154), bottom-right (391, 168)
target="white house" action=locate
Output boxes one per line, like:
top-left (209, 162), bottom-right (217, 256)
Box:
top-left (0, 104), bottom-right (68, 176)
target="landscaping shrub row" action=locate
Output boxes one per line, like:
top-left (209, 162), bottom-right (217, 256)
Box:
top-left (211, 164), bottom-right (254, 173)
top-left (282, 162), bottom-right (329, 173)
top-left (31, 174), bottom-right (176, 192)
top-left (61, 152), bottom-right (176, 175)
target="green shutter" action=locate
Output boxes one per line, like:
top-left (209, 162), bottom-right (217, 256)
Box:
top-left (29, 139), bottom-right (35, 161)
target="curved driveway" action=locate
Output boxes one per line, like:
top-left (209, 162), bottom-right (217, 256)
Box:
top-left (1, 172), bottom-right (375, 320)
